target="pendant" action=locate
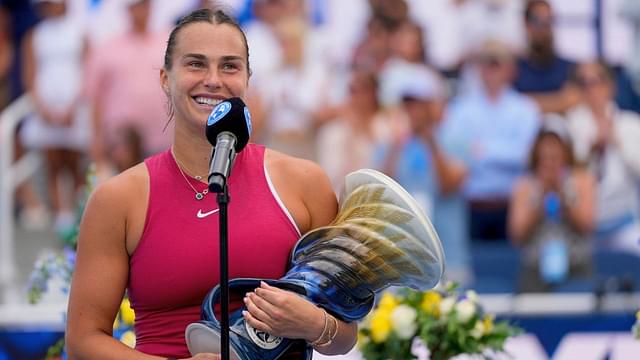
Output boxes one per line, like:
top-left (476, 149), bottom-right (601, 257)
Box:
top-left (196, 192), bottom-right (204, 200)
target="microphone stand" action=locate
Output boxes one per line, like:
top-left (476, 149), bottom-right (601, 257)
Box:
top-left (216, 185), bottom-right (231, 360)
top-left (208, 134), bottom-right (237, 360)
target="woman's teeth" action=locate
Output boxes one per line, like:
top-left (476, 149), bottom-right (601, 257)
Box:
top-left (194, 97), bottom-right (221, 106)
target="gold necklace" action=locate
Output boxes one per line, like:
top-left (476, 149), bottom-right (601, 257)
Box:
top-left (171, 148), bottom-right (209, 200)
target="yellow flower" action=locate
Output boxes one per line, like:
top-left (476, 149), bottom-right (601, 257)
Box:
top-left (120, 330), bottom-right (136, 348)
top-left (378, 292), bottom-right (398, 312)
top-left (120, 298), bottom-right (136, 326)
top-left (421, 291), bottom-right (442, 318)
top-left (636, 311), bottom-right (640, 321)
top-left (370, 308), bottom-right (393, 343)
top-left (483, 314), bottom-right (494, 333)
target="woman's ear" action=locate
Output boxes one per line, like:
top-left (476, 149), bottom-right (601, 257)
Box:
top-left (160, 68), bottom-right (170, 95)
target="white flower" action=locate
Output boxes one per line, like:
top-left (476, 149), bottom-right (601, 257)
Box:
top-left (465, 290), bottom-right (479, 303)
top-left (470, 320), bottom-right (485, 339)
top-left (391, 304), bottom-right (418, 339)
top-left (411, 337), bottom-right (431, 360)
top-left (440, 297), bottom-right (456, 316)
top-left (455, 299), bottom-right (476, 323)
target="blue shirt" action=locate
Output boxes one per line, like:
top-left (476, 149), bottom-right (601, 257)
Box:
top-left (514, 56), bottom-right (575, 93)
top-left (441, 88), bottom-right (540, 200)
top-left (373, 136), bottom-right (470, 274)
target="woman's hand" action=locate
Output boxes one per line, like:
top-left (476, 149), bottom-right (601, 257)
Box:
top-left (242, 281), bottom-right (324, 342)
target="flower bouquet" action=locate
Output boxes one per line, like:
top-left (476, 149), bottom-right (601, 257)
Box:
top-left (358, 283), bottom-right (521, 360)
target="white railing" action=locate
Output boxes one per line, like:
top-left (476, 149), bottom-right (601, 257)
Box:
top-left (0, 94), bottom-right (38, 301)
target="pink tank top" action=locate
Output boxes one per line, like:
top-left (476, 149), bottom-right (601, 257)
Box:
top-left (129, 144), bottom-right (300, 357)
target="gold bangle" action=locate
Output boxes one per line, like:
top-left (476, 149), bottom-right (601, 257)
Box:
top-left (311, 309), bottom-right (339, 348)
top-left (310, 308), bottom-right (330, 347)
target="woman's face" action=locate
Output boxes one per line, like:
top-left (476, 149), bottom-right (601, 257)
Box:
top-left (161, 22), bottom-right (249, 130)
top-left (536, 134), bottom-right (567, 178)
top-left (391, 23), bottom-right (423, 62)
top-left (575, 63), bottom-right (612, 107)
top-left (348, 72), bottom-right (378, 110)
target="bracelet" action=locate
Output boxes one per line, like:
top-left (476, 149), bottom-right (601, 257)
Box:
top-left (310, 309), bottom-right (338, 348)
top-left (310, 308), bottom-right (330, 346)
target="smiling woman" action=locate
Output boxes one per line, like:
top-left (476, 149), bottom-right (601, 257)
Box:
top-left (64, 7), bottom-right (356, 360)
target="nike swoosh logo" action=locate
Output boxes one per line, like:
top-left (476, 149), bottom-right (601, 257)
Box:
top-left (197, 209), bottom-right (220, 218)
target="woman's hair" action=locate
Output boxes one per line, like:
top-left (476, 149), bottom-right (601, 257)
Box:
top-left (528, 124), bottom-right (575, 170)
top-left (163, 6), bottom-right (251, 76)
top-left (570, 60), bottom-right (614, 86)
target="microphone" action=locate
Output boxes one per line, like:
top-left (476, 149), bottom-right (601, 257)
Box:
top-left (206, 97), bottom-right (252, 193)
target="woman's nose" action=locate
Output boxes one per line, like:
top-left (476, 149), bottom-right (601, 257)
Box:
top-left (203, 69), bottom-right (222, 89)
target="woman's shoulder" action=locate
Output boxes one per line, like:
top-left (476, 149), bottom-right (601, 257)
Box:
top-left (265, 148), bottom-right (327, 179)
top-left (89, 163), bottom-right (149, 212)
top-left (567, 168), bottom-right (595, 187)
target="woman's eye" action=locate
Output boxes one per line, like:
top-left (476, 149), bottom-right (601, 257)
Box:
top-left (222, 63), bottom-right (238, 71)
top-left (189, 61), bottom-right (204, 69)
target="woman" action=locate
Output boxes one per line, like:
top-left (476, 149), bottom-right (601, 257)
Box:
top-left (20, 0), bottom-right (89, 234)
top-left (316, 68), bottom-right (392, 191)
top-left (65, 8), bottom-right (356, 359)
top-left (508, 119), bottom-right (595, 292)
top-left (565, 61), bottom-right (640, 255)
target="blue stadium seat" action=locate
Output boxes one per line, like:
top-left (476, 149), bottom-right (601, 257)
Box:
top-left (469, 241), bottom-right (520, 293)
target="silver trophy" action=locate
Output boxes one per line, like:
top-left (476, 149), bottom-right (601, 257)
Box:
top-left (186, 169), bottom-right (445, 359)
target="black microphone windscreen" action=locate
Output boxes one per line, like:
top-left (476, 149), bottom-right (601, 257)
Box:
top-left (205, 97), bottom-right (252, 152)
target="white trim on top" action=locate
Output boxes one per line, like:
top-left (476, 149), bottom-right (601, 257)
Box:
top-left (263, 164), bottom-right (301, 237)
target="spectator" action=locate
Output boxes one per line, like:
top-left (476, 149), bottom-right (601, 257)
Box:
top-left (509, 118), bottom-right (595, 292)
top-left (379, 19), bottom-right (443, 109)
top-left (351, 15), bottom-right (393, 74)
top-left (442, 40), bottom-right (540, 241)
top-left (375, 69), bottom-right (471, 283)
top-left (513, 0), bottom-right (579, 114)
top-left (565, 61), bottom-right (640, 255)
top-left (19, 0), bottom-right (89, 235)
top-left (617, 0), bottom-right (640, 113)
top-left (257, 15), bottom-right (331, 160)
top-left (84, 0), bottom-right (171, 176)
top-left (242, 0), bottom-right (285, 83)
top-left (316, 68), bottom-right (391, 191)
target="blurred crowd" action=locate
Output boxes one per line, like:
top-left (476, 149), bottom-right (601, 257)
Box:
top-left (2, 0), bottom-right (640, 293)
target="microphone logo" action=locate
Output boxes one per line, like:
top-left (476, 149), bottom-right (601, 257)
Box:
top-left (243, 106), bottom-right (252, 135)
top-left (207, 101), bottom-right (232, 126)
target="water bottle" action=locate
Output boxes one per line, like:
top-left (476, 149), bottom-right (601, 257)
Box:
top-left (539, 192), bottom-right (569, 284)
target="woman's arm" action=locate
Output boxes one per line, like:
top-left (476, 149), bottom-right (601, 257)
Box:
top-left (562, 170), bottom-right (595, 235)
top-left (65, 172), bottom-right (163, 360)
top-left (424, 134), bottom-right (467, 194)
top-left (508, 178), bottom-right (543, 245)
top-left (249, 153), bottom-right (357, 355)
